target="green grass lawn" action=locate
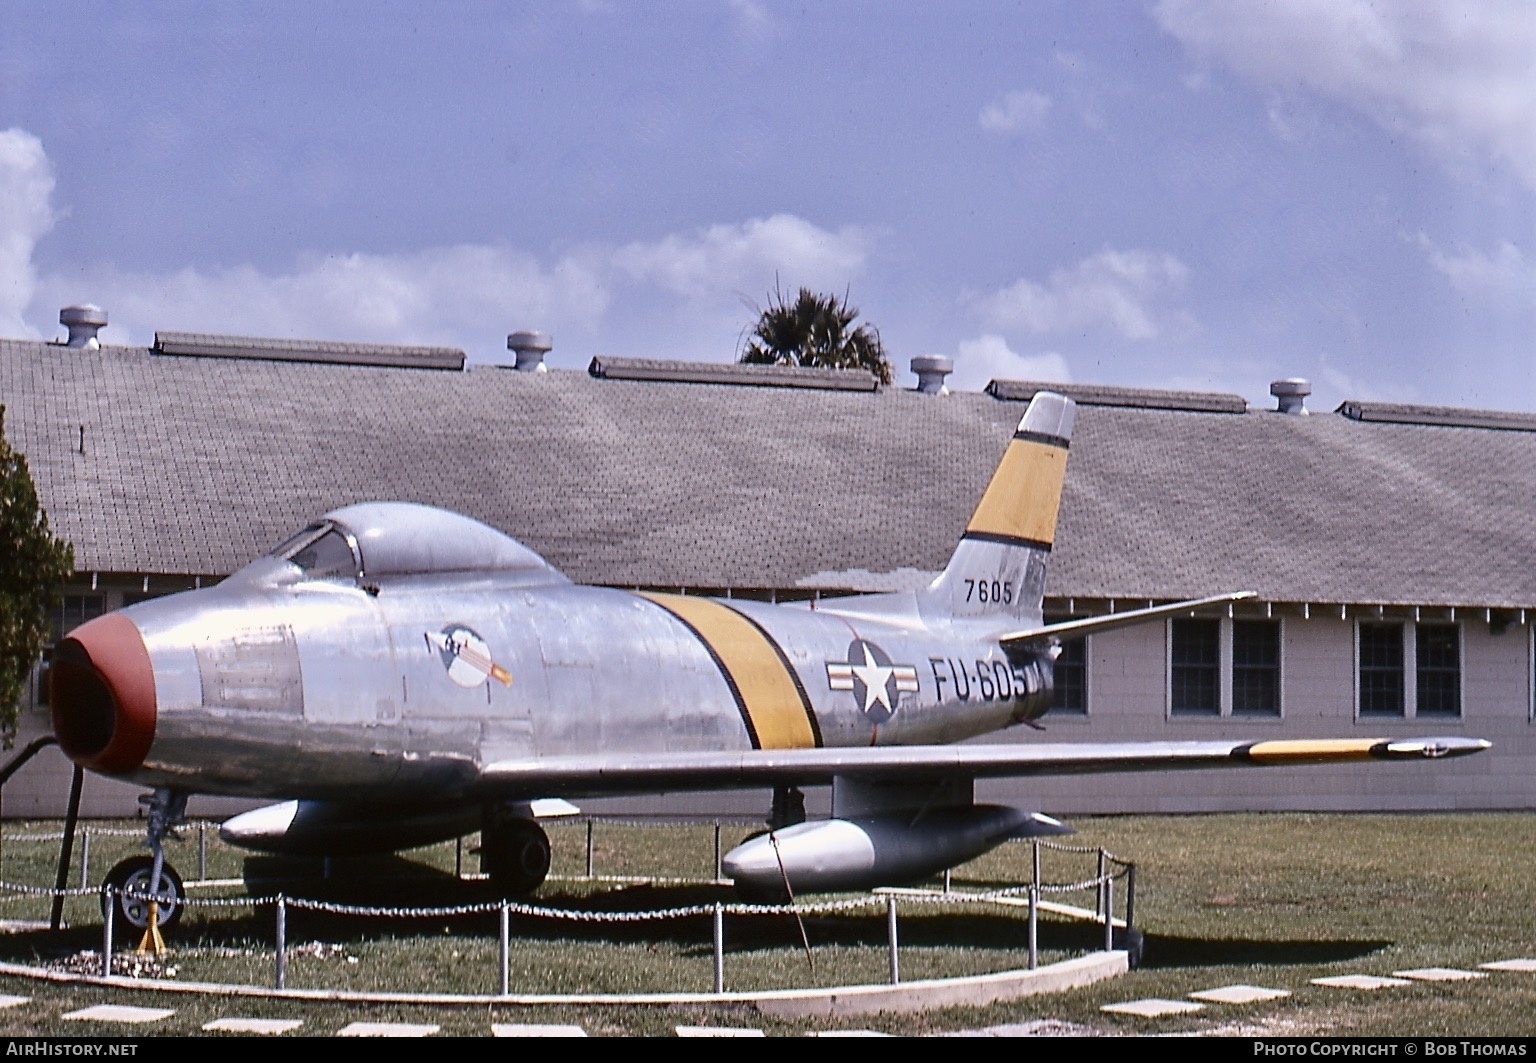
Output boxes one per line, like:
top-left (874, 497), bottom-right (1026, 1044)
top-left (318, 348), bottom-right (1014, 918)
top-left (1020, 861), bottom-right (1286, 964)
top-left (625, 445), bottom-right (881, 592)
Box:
top-left (0, 812), bottom-right (1530, 1036)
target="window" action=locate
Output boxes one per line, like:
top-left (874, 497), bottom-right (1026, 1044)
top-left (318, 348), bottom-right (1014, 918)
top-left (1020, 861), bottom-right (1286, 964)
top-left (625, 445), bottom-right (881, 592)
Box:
top-left (1231, 620), bottom-right (1281, 716)
top-left (1356, 621), bottom-right (1460, 719)
top-left (272, 523), bottom-right (360, 580)
top-left (53, 594), bottom-right (107, 638)
top-left (1168, 616), bottom-right (1282, 718)
top-left (1415, 624), bottom-right (1460, 717)
top-left (1051, 629), bottom-right (1087, 714)
top-left (1358, 622), bottom-right (1404, 716)
top-left (1170, 618), bottom-right (1220, 715)
top-left (36, 593), bottom-right (107, 706)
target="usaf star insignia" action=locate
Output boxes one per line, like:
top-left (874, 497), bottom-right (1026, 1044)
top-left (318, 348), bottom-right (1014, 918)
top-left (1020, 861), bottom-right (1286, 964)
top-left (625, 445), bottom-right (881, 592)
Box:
top-left (826, 639), bottom-right (919, 724)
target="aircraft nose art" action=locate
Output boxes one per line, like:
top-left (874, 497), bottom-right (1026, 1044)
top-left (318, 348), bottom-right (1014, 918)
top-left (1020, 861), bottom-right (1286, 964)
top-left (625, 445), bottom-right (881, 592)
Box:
top-left (50, 612), bottom-right (157, 775)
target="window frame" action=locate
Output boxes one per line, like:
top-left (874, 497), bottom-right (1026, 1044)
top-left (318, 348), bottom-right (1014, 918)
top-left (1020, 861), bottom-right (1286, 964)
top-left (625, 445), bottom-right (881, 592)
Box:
top-left (34, 592), bottom-right (109, 707)
top-left (1353, 619), bottom-right (1463, 721)
top-left (1166, 615), bottom-right (1284, 720)
top-left (1047, 617), bottom-right (1089, 716)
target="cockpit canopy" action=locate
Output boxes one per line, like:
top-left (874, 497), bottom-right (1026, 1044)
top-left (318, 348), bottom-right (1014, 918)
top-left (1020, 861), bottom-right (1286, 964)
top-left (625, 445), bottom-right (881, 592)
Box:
top-left (267, 502), bottom-right (567, 582)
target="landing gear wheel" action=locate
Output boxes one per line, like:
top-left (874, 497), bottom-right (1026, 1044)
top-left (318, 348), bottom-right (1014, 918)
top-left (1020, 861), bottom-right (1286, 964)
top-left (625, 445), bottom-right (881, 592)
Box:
top-left (102, 856), bottom-right (185, 932)
top-left (482, 819), bottom-right (550, 897)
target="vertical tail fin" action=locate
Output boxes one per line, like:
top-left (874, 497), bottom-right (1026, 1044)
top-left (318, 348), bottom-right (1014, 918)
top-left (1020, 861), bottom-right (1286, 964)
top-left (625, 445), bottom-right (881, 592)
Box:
top-left (920, 391), bottom-right (1075, 627)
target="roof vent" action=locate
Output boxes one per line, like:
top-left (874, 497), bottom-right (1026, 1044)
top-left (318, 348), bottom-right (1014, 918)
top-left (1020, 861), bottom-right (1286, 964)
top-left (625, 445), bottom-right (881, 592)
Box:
top-left (1271, 377), bottom-right (1311, 415)
top-left (153, 332), bottom-right (465, 370)
top-left (911, 355), bottom-right (953, 395)
top-left (60, 305), bottom-right (107, 348)
top-left (508, 331), bottom-right (552, 373)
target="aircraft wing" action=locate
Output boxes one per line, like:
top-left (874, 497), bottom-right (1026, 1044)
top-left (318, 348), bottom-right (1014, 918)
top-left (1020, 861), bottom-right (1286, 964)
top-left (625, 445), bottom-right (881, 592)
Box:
top-left (476, 735), bottom-right (1489, 798)
top-left (999, 591), bottom-right (1259, 646)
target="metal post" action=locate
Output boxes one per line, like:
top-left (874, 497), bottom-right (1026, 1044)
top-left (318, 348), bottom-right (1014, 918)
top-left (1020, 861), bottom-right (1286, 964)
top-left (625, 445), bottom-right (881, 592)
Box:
top-left (198, 822), bottom-right (207, 882)
top-left (1103, 875), bottom-right (1115, 953)
top-left (100, 888), bottom-right (113, 977)
top-left (456, 835), bottom-right (464, 880)
top-left (886, 895), bottom-right (899, 985)
top-left (51, 765), bottom-right (84, 932)
top-left (1097, 848), bottom-right (1107, 921)
top-left (274, 895), bottom-right (287, 990)
top-left (943, 867), bottom-right (951, 894)
top-left (78, 830), bottom-right (90, 890)
top-left (712, 903), bottom-right (724, 993)
top-left (713, 823), bottom-right (722, 882)
top-left (1032, 839), bottom-right (1040, 893)
top-left (499, 901), bottom-right (510, 996)
top-left (585, 819), bottom-right (595, 878)
top-left (1125, 863), bottom-right (1136, 939)
top-left (1027, 885), bottom-right (1038, 970)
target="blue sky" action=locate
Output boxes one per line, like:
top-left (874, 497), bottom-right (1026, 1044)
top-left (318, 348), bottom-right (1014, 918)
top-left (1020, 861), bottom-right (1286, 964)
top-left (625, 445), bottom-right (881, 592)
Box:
top-left (2, 1), bottom-right (1532, 410)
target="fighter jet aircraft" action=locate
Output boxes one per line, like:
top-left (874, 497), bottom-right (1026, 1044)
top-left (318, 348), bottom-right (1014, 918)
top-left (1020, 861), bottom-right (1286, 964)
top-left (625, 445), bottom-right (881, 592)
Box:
top-left (48, 391), bottom-right (1488, 929)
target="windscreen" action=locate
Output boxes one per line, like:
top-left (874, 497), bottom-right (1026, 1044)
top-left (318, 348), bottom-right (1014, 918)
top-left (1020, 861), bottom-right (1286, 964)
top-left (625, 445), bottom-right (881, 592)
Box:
top-left (268, 523), bottom-right (359, 580)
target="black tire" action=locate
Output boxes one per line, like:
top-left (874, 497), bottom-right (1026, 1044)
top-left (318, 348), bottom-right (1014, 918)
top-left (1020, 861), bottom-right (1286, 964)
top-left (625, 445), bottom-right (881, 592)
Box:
top-left (102, 856), bottom-right (185, 932)
top-left (482, 819), bottom-right (550, 897)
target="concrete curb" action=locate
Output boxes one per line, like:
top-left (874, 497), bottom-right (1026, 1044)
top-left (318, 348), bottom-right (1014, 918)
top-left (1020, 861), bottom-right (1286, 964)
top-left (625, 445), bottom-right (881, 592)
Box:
top-left (0, 950), bottom-right (1129, 1017)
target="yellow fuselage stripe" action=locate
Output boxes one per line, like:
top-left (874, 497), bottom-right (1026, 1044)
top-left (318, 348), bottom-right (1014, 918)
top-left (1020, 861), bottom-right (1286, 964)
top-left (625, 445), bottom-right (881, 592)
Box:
top-left (1243, 739), bottom-right (1384, 764)
top-left (639, 593), bottom-right (818, 750)
top-left (966, 437), bottom-right (1069, 547)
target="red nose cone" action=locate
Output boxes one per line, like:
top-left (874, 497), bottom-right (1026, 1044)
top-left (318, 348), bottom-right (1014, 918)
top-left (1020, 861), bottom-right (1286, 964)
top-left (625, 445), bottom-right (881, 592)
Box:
top-left (50, 612), bottom-right (157, 775)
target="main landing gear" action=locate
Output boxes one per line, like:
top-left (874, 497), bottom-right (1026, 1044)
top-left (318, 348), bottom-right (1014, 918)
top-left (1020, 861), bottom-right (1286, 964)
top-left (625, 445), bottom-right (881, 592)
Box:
top-left (101, 789), bottom-right (188, 947)
top-left (481, 804), bottom-right (551, 897)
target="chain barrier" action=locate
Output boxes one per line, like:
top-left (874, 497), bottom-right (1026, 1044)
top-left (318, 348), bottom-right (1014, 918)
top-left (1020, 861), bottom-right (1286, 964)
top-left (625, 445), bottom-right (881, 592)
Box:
top-left (2, 827), bottom-right (144, 843)
top-left (2, 826), bottom-right (1133, 924)
top-left (7, 819), bottom-right (1136, 995)
top-left (74, 875), bottom-right (1124, 923)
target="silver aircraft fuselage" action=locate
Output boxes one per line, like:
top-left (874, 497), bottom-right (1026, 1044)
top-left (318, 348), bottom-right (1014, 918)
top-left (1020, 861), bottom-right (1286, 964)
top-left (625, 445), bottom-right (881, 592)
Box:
top-left (54, 507), bottom-right (1049, 804)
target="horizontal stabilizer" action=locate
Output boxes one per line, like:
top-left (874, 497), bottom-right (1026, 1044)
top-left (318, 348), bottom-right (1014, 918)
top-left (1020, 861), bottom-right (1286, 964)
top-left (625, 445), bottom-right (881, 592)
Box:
top-left (999, 591), bottom-right (1258, 646)
top-left (480, 735), bottom-right (1490, 797)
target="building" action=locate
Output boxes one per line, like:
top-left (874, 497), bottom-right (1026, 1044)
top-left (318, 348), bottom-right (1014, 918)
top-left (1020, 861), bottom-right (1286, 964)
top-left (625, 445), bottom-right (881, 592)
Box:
top-left (1, 316), bottom-right (1529, 819)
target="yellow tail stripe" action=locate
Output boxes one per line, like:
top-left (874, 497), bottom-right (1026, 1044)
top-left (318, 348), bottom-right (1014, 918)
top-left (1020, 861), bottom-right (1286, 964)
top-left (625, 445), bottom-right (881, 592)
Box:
top-left (966, 437), bottom-right (1069, 547)
top-left (1242, 739), bottom-right (1385, 764)
top-left (639, 593), bottom-right (818, 750)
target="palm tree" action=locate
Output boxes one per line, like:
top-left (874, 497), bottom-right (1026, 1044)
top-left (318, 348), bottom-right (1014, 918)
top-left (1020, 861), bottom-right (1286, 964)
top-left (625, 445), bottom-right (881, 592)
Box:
top-left (739, 284), bottom-right (893, 385)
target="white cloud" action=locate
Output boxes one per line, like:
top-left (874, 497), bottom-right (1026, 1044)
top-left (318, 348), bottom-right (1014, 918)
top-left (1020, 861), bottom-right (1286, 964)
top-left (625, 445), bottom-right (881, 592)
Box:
top-left (610, 214), bottom-right (871, 301)
top-left (950, 334), bottom-right (1070, 392)
top-left (975, 249), bottom-right (1192, 339)
top-left (978, 90), bottom-right (1052, 135)
top-left (1155, 0), bottom-right (1536, 189)
top-left (1416, 233), bottom-right (1535, 304)
top-left (27, 213), bottom-right (874, 365)
top-left (0, 128), bottom-right (55, 338)
top-left (37, 244), bottom-right (610, 357)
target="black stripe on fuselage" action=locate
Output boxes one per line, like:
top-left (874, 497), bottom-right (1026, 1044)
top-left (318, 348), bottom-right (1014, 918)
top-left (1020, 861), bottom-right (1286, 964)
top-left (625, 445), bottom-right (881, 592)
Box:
top-left (961, 529), bottom-right (1054, 552)
top-left (1013, 429), bottom-right (1071, 450)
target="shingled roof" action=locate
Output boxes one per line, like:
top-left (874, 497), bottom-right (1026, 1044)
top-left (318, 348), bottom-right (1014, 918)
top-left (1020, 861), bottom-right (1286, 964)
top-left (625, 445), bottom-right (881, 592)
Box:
top-left (3, 337), bottom-right (1533, 609)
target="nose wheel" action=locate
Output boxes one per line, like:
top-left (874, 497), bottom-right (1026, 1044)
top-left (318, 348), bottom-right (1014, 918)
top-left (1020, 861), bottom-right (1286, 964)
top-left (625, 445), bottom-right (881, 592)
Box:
top-left (102, 855), bottom-right (185, 932)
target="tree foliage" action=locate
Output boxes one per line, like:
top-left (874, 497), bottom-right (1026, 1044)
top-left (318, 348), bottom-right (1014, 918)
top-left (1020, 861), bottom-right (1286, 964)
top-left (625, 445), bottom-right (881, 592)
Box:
top-left (0, 405), bottom-right (73, 745)
top-left (739, 285), bottom-right (893, 385)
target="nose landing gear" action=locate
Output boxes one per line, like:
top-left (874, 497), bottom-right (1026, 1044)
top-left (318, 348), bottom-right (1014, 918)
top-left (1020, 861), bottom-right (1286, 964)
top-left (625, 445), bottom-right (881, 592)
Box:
top-left (101, 789), bottom-right (188, 951)
top-left (101, 855), bottom-right (185, 933)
